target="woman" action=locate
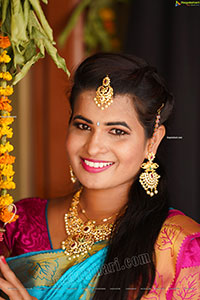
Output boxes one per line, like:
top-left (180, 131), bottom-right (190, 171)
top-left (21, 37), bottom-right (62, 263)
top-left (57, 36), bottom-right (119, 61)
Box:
top-left (0, 53), bottom-right (200, 300)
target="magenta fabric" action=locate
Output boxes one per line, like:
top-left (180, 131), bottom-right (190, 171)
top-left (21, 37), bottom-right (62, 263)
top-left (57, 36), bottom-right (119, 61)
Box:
top-left (0, 198), bottom-right (51, 257)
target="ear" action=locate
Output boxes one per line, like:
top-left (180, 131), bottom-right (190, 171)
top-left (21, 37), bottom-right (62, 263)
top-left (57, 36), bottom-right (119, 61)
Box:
top-left (146, 125), bottom-right (166, 157)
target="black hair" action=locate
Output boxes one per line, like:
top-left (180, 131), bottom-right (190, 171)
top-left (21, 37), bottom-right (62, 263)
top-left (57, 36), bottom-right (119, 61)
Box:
top-left (69, 53), bottom-right (174, 299)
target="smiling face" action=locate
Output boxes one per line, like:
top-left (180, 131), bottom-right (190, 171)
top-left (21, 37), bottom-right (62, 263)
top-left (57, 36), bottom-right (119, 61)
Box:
top-left (66, 90), bottom-right (151, 191)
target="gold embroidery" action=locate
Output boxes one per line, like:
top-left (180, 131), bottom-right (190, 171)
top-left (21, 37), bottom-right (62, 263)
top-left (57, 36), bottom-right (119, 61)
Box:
top-left (171, 267), bottom-right (200, 300)
top-left (156, 223), bottom-right (183, 257)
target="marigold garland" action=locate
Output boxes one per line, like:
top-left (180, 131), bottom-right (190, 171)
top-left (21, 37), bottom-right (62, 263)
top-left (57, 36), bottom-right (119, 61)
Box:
top-left (0, 36), bottom-right (11, 49)
top-left (0, 96), bottom-right (11, 103)
top-left (0, 86), bottom-right (14, 96)
top-left (0, 207), bottom-right (18, 223)
top-left (0, 141), bottom-right (14, 153)
top-left (0, 153), bottom-right (15, 165)
top-left (0, 194), bottom-right (13, 208)
top-left (0, 50), bottom-right (11, 63)
top-left (0, 34), bottom-right (18, 227)
top-left (0, 72), bottom-right (12, 81)
top-left (0, 124), bottom-right (13, 139)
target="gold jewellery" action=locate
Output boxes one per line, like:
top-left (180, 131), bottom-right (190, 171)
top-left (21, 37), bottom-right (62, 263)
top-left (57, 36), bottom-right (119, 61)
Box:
top-left (139, 103), bottom-right (164, 197)
top-left (61, 189), bottom-right (123, 259)
top-left (94, 75), bottom-right (114, 110)
top-left (139, 152), bottom-right (160, 197)
top-left (69, 165), bottom-right (77, 183)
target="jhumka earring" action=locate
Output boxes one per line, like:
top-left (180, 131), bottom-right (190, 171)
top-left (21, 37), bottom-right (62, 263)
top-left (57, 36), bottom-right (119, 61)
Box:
top-left (69, 165), bottom-right (77, 183)
top-left (139, 103), bottom-right (164, 197)
top-left (94, 75), bottom-right (114, 110)
top-left (139, 152), bottom-right (160, 197)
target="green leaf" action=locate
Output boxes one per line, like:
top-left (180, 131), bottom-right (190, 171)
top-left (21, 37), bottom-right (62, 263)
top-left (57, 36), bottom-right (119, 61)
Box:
top-left (1, 0), bottom-right (10, 24)
top-left (13, 52), bottom-right (44, 85)
top-left (10, 0), bottom-right (28, 43)
top-left (43, 36), bottom-right (70, 76)
top-left (23, 0), bottom-right (31, 26)
top-left (28, 0), bottom-right (53, 41)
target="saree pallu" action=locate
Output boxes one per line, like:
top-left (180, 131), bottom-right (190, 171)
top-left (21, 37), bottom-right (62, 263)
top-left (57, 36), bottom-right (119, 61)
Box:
top-left (7, 241), bottom-right (108, 300)
top-left (5, 211), bottom-right (200, 300)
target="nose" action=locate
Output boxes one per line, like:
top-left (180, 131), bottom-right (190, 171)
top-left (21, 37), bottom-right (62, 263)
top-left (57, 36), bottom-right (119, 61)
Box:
top-left (85, 130), bottom-right (108, 157)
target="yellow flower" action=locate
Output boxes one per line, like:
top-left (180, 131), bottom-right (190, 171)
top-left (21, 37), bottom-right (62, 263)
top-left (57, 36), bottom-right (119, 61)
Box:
top-left (0, 124), bottom-right (13, 138)
top-left (0, 116), bottom-right (14, 126)
top-left (0, 141), bottom-right (14, 153)
top-left (0, 194), bottom-right (14, 208)
top-left (0, 86), bottom-right (13, 96)
top-left (0, 177), bottom-right (16, 189)
top-left (0, 72), bottom-right (12, 81)
top-left (0, 50), bottom-right (11, 63)
top-left (0, 164), bottom-right (15, 177)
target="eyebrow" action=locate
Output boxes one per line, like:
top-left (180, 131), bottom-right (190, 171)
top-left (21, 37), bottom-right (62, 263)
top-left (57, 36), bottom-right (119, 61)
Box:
top-left (105, 122), bottom-right (131, 131)
top-left (73, 115), bottom-right (93, 124)
top-left (73, 115), bottom-right (131, 130)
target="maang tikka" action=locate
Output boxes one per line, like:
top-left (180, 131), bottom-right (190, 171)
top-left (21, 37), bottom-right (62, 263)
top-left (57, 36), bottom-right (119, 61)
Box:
top-left (139, 103), bottom-right (164, 197)
top-left (94, 75), bottom-right (114, 110)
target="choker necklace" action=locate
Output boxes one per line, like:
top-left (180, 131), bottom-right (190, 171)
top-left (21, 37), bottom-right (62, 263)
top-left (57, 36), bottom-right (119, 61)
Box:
top-left (61, 189), bottom-right (124, 259)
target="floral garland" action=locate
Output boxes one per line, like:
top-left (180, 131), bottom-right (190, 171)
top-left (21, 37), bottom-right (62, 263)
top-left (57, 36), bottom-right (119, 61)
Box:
top-left (0, 35), bottom-right (18, 241)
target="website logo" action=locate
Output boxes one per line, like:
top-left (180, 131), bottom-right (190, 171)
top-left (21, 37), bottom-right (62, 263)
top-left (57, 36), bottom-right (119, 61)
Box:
top-left (175, 1), bottom-right (200, 6)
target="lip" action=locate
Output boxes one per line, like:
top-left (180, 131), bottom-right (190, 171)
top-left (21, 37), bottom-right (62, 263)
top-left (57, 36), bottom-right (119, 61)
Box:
top-left (81, 157), bottom-right (114, 173)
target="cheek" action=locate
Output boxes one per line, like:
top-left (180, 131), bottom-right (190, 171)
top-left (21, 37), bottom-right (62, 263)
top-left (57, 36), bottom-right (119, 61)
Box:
top-left (65, 132), bottom-right (76, 157)
top-left (65, 130), bottom-right (84, 158)
top-left (120, 140), bottom-right (146, 168)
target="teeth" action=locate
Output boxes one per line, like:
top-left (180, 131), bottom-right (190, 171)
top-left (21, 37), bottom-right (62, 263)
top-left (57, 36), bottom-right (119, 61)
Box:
top-left (84, 159), bottom-right (113, 168)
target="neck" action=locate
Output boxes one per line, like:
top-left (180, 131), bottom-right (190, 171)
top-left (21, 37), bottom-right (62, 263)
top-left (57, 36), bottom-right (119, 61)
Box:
top-left (79, 185), bottom-right (130, 221)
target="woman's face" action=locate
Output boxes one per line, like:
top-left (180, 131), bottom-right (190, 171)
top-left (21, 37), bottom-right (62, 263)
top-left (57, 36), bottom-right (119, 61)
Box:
top-left (66, 90), bottom-right (151, 191)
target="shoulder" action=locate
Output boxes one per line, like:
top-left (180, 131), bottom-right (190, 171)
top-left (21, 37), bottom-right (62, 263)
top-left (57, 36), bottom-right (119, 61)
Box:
top-left (15, 197), bottom-right (47, 213)
top-left (0, 197), bottom-right (49, 256)
top-left (164, 208), bottom-right (200, 237)
top-left (12, 197), bottom-right (48, 230)
top-left (156, 209), bottom-right (200, 265)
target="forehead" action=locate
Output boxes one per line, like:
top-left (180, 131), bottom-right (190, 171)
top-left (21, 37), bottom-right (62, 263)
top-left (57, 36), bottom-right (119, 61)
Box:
top-left (73, 90), bottom-right (142, 126)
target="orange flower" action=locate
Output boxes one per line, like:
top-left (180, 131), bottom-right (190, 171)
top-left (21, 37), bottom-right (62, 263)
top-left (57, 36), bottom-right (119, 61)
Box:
top-left (0, 96), bottom-right (11, 104)
top-left (0, 207), bottom-right (18, 223)
top-left (0, 153), bottom-right (15, 164)
top-left (100, 8), bottom-right (115, 21)
top-left (0, 102), bottom-right (12, 112)
top-left (0, 36), bottom-right (11, 49)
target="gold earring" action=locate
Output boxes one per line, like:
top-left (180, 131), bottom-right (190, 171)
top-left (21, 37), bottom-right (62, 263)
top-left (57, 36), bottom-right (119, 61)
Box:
top-left (139, 152), bottom-right (160, 197)
top-left (69, 165), bottom-right (77, 183)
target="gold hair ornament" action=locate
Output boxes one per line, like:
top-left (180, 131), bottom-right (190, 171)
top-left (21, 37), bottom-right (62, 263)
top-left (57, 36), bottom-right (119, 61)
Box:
top-left (94, 76), bottom-right (114, 110)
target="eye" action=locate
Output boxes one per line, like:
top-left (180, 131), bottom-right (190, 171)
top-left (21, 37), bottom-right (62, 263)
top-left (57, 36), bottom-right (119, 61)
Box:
top-left (110, 128), bottom-right (129, 136)
top-left (73, 122), bottom-right (91, 131)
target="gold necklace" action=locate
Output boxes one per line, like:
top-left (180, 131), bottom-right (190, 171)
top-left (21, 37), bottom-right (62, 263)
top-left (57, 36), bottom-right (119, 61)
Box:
top-left (79, 202), bottom-right (118, 223)
top-left (61, 189), bottom-right (118, 259)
